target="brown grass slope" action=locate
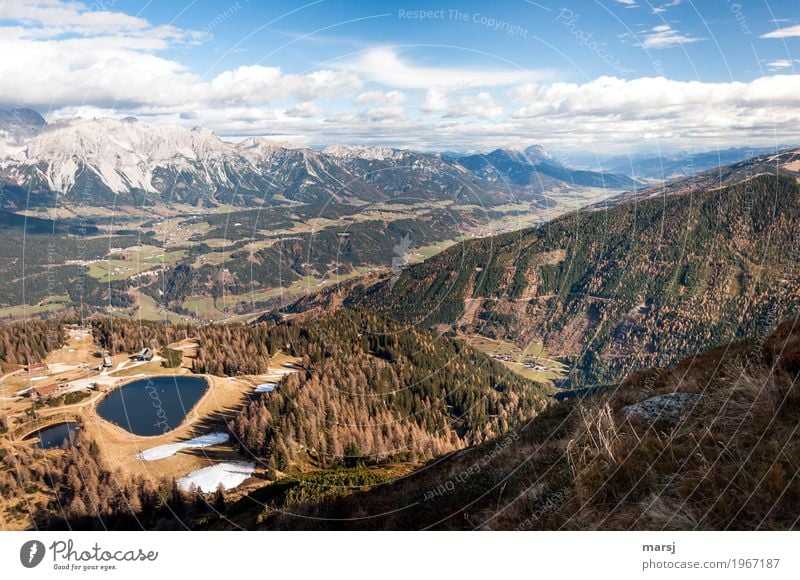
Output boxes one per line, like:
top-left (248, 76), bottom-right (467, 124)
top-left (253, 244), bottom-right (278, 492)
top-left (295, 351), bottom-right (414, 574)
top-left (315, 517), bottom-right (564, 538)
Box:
top-left (254, 318), bottom-right (800, 530)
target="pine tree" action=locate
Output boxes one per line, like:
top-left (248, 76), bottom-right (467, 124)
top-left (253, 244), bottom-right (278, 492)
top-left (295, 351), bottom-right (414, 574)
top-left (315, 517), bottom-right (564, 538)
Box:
top-left (213, 486), bottom-right (226, 513)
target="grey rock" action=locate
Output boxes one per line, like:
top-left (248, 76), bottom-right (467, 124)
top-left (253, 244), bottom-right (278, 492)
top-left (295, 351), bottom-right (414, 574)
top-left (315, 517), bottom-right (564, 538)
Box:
top-left (622, 393), bottom-right (703, 423)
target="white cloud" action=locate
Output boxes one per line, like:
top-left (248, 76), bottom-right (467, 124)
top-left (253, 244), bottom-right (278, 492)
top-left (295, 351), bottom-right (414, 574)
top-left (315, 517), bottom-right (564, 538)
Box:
top-left (445, 93), bottom-right (503, 120)
top-left (651, 0), bottom-right (682, 14)
top-left (334, 47), bottom-right (545, 90)
top-left (499, 74), bottom-right (800, 153)
top-left (0, 0), bottom-right (147, 31)
top-left (0, 0), bottom-right (797, 155)
top-left (641, 24), bottom-right (704, 48)
top-left (0, 13), bottom-right (361, 111)
top-left (355, 90), bottom-right (407, 106)
top-left (208, 74), bottom-right (800, 154)
top-left (761, 24), bottom-right (800, 38)
top-left (509, 75), bottom-right (800, 117)
top-left (285, 102), bottom-right (322, 118)
top-left (420, 88), bottom-right (450, 113)
top-left (767, 59), bottom-right (799, 70)
top-left (209, 67), bottom-right (361, 105)
top-left (0, 0), bottom-right (204, 43)
top-left (358, 106), bottom-right (407, 122)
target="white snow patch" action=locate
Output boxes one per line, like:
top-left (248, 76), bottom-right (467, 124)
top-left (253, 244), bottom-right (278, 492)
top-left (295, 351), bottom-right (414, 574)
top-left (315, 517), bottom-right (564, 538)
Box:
top-left (176, 461), bottom-right (255, 492)
top-left (322, 144), bottom-right (404, 161)
top-left (254, 382), bottom-right (277, 393)
top-left (137, 432), bottom-right (229, 461)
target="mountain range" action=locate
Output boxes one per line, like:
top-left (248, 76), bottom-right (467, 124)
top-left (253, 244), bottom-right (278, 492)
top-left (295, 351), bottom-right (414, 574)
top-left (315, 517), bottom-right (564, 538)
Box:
top-left (573, 146), bottom-right (785, 181)
top-left (0, 108), bottom-right (637, 210)
top-left (597, 147), bottom-right (800, 208)
top-left (1, 109), bottom-right (797, 533)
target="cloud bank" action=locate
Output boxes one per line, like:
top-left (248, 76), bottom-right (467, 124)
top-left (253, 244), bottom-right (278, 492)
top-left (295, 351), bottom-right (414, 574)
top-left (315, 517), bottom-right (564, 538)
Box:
top-left (1, 0), bottom-right (798, 154)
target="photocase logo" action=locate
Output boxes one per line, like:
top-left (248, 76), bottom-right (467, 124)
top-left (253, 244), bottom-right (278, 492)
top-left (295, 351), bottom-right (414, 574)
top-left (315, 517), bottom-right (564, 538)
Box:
top-left (19, 540), bottom-right (46, 568)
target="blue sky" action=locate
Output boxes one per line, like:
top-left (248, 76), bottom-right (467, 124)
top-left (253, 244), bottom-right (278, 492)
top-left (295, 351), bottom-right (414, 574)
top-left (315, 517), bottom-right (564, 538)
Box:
top-left (160, 0), bottom-right (799, 81)
top-left (1, 0), bottom-right (799, 154)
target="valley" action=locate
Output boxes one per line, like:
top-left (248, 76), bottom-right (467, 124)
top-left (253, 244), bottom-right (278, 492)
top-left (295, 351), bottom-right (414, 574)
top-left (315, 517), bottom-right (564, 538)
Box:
top-left (0, 112), bottom-right (632, 323)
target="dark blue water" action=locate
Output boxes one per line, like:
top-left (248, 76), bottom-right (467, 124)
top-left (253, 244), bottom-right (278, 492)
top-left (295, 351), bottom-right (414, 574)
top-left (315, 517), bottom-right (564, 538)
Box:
top-left (96, 376), bottom-right (208, 436)
top-left (28, 422), bottom-right (80, 449)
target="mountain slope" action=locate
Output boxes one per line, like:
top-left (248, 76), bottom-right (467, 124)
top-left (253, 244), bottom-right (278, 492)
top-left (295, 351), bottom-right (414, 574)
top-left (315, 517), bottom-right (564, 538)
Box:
top-left (280, 172), bottom-right (800, 385)
top-left (244, 318), bottom-right (800, 530)
top-left (322, 144), bottom-right (512, 206)
top-left (232, 308), bottom-right (552, 467)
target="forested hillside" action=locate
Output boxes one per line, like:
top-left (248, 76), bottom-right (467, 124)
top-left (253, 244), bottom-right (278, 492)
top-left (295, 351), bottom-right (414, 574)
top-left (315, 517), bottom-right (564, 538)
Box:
top-left (0, 319), bottom-right (66, 370)
top-left (91, 318), bottom-right (275, 375)
top-left (90, 312), bottom-right (551, 465)
top-left (1, 431), bottom-right (196, 530)
top-left (247, 318), bottom-right (800, 531)
top-left (2, 310), bottom-right (550, 529)
top-left (311, 174), bottom-right (799, 385)
top-left (233, 309), bottom-right (550, 468)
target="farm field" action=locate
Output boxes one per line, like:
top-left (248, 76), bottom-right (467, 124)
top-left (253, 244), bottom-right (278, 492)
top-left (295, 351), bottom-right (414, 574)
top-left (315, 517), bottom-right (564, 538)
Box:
top-left (458, 333), bottom-right (566, 386)
top-left (0, 295), bottom-right (71, 319)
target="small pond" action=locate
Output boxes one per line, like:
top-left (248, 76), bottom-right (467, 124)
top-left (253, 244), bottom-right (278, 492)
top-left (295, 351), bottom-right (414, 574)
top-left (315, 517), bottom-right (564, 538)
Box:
top-left (27, 422), bottom-right (81, 449)
top-left (96, 376), bottom-right (208, 436)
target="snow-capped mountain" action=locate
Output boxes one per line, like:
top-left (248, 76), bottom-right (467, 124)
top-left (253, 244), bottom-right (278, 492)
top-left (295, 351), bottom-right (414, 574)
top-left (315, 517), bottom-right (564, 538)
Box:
top-left (0, 107), bottom-right (45, 140)
top-left (520, 144), bottom-right (558, 165)
top-left (0, 107), bottom-right (46, 163)
top-left (0, 115), bottom-right (383, 207)
top-left (0, 110), bottom-right (637, 210)
top-left (24, 118), bottom-right (241, 195)
top-left (321, 144), bottom-right (408, 161)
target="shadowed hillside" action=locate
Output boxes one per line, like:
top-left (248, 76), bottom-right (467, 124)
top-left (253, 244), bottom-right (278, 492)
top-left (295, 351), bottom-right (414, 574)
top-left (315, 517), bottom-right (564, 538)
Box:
top-left (240, 318), bottom-right (799, 531)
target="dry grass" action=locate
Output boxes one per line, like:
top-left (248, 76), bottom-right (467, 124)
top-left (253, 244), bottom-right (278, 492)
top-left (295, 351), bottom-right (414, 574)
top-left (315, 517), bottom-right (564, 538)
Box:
top-left (248, 318), bottom-right (800, 530)
top-left (562, 318), bottom-right (800, 530)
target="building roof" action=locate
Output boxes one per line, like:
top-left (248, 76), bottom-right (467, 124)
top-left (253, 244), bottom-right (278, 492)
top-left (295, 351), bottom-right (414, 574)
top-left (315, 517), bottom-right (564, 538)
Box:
top-left (31, 384), bottom-right (59, 397)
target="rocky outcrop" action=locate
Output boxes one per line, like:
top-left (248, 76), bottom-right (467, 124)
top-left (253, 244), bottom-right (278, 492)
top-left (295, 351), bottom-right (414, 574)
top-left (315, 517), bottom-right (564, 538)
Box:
top-left (622, 393), bottom-right (702, 423)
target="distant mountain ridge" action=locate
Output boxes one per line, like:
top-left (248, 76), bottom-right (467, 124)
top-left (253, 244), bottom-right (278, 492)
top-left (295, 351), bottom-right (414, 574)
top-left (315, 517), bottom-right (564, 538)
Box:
top-left (598, 146), bottom-right (785, 180)
top-left (456, 146), bottom-right (639, 190)
top-left (595, 146), bottom-right (800, 208)
top-left (0, 109), bottom-right (638, 210)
